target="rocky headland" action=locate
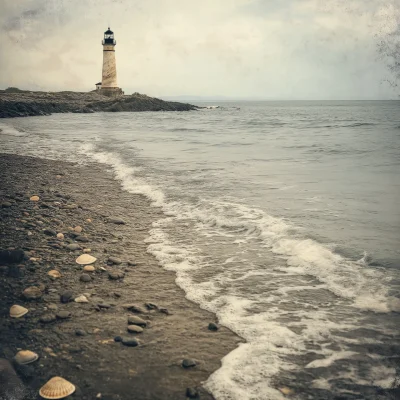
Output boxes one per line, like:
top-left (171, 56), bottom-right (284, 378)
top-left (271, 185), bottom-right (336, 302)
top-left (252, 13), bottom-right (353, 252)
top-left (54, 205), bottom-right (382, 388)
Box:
top-left (0, 88), bottom-right (198, 118)
top-left (0, 153), bottom-right (242, 399)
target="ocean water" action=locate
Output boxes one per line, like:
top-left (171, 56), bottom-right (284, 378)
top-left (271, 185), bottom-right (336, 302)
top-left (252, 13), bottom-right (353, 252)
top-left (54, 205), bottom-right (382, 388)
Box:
top-left (1, 100), bottom-right (400, 399)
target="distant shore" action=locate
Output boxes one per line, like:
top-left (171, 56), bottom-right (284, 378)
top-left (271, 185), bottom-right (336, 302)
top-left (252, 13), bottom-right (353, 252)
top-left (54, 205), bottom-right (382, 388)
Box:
top-left (0, 153), bottom-right (241, 399)
top-left (0, 88), bottom-right (198, 118)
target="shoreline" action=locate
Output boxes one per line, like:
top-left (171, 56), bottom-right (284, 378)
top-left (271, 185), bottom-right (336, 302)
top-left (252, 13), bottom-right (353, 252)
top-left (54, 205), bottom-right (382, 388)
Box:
top-left (0, 153), bottom-right (242, 400)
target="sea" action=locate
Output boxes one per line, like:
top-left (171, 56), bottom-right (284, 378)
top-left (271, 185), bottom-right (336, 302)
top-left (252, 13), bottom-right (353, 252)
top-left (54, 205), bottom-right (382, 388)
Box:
top-left (1, 100), bottom-right (399, 400)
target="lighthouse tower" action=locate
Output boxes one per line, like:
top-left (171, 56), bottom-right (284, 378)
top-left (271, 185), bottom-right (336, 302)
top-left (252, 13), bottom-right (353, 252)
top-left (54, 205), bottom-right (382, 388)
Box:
top-left (98, 27), bottom-right (123, 97)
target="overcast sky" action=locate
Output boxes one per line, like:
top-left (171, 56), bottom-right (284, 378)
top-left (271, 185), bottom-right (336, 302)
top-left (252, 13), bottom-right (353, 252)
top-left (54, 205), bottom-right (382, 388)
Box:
top-left (0, 0), bottom-right (399, 99)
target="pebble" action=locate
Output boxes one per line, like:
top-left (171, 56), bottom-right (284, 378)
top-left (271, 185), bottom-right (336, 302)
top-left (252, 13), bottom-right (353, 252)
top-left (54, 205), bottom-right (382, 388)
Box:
top-left (30, 195), bottom-right (40, 201)
top-left (47, 303), bottom-right (58, 311)
top-left (22, 286), bottom-right (42, 300)
top-left (48, 270), bottom-right (61, 279)
top-left (145, 303), bottom-right (158, 310)
top-left (74, 295), bottom-right (89, 303)
top-left (186, 388), bottom-right (199, 399)
top-left (60, 291), bottom-right (74, 303)
top-left (76, 236), bottom-right (89, 242)
top-left (80, 274), bottom-right (91, 283)
top-left (127, 316), bottom-right (147, 327)
top-left (74, 226), bottom-right (83, 233)
top-left (56, 311), bottom-right (71, 319)
top-left (107, 217), bottom-right (126, 225)
top-left (83, 248), bottom-right (91, 253)
top-left (182, 359), bottom-right (196, 368)
top-left (108, 271), bottom-right (124, 280)
top-left (56, 233), bottom-right (64, 240)
top-left (208, 322), bottom-right (219, 331)
top-left (83, 265), bottom-right (95, 272)
top-left (127, 260), bottom-right (137, 266)
top-left (121, 337), bottom-right (139, 347)
top-left (43, 228), bottom-right (57, 236)
top-left (108, 256), bottom-right (122, 265)
top-left (40, 314), bottom-right (56, 323)
top-left (279, 387), bottom-right (294, 396)
top-left (114, 336), bottom-right (123, 342)
top-left (75, 328), bottom-right (87, 336)
top-left (123, 304), bottom-right (146, 314)
top-left (1, 201), bottom-right (12, 208)
top-left (66, 243), bottom-right (80, 251)
top-left (159, 308), bottom-right (170, 315)
top-left (127, 325), bottom-right (143, 333)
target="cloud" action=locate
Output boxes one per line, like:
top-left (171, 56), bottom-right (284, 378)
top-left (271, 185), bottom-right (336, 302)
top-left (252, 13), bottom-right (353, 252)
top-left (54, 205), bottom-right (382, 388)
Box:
top-left (0, 0), bottom-right (398, 99)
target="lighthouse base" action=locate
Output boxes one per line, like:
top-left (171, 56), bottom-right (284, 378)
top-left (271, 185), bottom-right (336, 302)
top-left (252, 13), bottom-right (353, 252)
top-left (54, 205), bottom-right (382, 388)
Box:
top-left (99, 87), bottom-right (124, 98)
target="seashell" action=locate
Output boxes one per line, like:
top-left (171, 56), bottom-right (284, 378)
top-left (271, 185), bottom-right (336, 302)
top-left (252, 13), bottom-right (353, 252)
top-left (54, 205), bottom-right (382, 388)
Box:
top-left (75, 254), bottom-right (96, 265)
top-left (56, 233), bottom-right (64, 240)
top-left (30, 195), bottom-right (40, 201)
top-left (15, 350), bottom-right (39, 365)
top-left (83, 265), bottom-right (95, 272)
top-left (48, 270), bottom-right (61, 278)
top-left (86, 219), bottom-right (92, 223)
top-left (10, 305), bottom-right (29, 318)
top-left (74, 226), bottom-right (82, 233)
top-left (39, 376), bottom-right (75, 399)
top-left (74, 295), bottom-right (88, 303)
top-left (23, 286), bottom-right (42, 300)
top-left (279, 387), bottom-right (294, 396)
top-left (83, 248), bottom-right (91, 253)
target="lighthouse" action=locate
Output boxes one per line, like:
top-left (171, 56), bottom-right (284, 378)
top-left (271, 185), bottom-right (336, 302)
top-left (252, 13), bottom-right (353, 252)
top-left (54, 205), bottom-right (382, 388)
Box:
top-left (97, 27), bottom-right (123, 97)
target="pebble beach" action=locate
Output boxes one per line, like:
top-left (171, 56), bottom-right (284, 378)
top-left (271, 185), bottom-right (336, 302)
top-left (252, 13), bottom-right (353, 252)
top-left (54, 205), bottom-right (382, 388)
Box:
top-left (0, 153), bottom-right (242, 400)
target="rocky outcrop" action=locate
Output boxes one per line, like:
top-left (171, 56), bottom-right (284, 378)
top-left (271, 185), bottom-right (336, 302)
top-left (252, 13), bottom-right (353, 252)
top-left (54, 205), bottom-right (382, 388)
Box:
top-left (0, 89), bottom-right (197, 118)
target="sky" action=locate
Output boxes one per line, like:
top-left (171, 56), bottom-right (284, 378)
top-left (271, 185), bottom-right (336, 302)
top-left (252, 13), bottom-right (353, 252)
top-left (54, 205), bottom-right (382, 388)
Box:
top-left (0, 0), bottom-right (399, 100)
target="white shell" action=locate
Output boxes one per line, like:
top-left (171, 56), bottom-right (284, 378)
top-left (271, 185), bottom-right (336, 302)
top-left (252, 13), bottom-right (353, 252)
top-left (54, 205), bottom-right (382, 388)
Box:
top-left (48, 270), bottom-right (61, 278)
top-left (75, 254), bottom-right (97, 265)
top-left (10, 305), bottom-right (29, 318)
top-left (74, 295), bottom-right (89, 303)
top-left (15, 350), bottom-right (39, 365)
top-left (39, 376), bottom-right (75, 399)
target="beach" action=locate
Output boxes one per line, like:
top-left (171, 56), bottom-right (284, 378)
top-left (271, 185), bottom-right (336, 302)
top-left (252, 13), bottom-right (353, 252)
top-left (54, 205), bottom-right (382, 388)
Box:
top-left (0, 153), bottom-right (242, 400)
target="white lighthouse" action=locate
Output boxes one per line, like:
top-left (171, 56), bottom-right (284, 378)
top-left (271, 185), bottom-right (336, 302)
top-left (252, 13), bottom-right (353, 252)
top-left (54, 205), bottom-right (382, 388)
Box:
top-left (97, 27), bottom-right (123, 97)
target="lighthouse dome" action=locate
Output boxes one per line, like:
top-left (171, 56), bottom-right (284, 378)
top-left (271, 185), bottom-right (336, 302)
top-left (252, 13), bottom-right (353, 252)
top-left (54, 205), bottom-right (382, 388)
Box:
top-left (103, 27), bottom-right (116, 45)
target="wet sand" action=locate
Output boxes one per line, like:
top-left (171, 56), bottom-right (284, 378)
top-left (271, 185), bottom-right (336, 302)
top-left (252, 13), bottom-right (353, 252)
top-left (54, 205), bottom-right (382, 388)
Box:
top-left (0, 153), bottom-right (242, 400)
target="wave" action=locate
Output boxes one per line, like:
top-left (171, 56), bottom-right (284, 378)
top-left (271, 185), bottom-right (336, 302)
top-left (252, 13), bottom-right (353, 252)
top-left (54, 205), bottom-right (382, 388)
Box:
top-left (0, 122), bottom-right (27, 137)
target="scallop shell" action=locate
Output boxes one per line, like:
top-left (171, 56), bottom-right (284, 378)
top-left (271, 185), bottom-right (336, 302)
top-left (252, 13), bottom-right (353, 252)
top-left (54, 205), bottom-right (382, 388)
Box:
top-left (30, 195), bottom-right (40, 201)
top-left (10, 305), bottom-right (29, 318)
top-left (15, 350), bottom-right (39, 365)
top-left (48, 270), bottom-right (61, 278)
top-left (39, 376), bottom-right (75, 399)
top-left (75, 254), bottom-right (96, 265)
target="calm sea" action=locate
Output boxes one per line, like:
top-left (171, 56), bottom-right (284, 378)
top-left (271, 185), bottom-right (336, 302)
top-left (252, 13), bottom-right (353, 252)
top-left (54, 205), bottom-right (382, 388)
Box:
top-left (1, 100), bottom-right (399, 399)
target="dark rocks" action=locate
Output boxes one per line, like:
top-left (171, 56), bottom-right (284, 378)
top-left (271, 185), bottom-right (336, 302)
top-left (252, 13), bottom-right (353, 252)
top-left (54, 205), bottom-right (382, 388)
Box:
top-left (8, 265), bottom-right (24, 278)
top-left (75, 328), bottom-right (87, 337)
top-left (80, 273), bottom-right (91, 283)
top-left (1, 201), bottom-right (12, 208)
top-left (107, 217), bottom-right (126, 225)
top-left (108, 271), bottom-right (124, 280)
top-left (75, 236), bottom-right (89, 242)
top-left (121, 337), bottom-right (139, 347)
top-left (97, 303), bottom-right (111, 309)
top-left (40, 314), bottom-right (56, 323)
top-left (114, 336), bottom-right (122, 342)
top-left (208, 322), bottom-right (219, 331)
top-left (182, 359), bottom-right (196, 368)
top-left (186, 387), bottom-right (199, 399)
top-left (127, 316), bottom-right (147, 327)
top-left (60, 290), bottom-right (74, 303)
top-left (56, 311), bottom-right (71, 319)
top-left (108, 256), bottom-right (122, 265)
top-left (123, 304), bottom-right (146, 314)
top-left (159, 308), bottom-right (170, 315)
top-left (43, 228), bottom-right (57, 236)
top-left (66, 243), bottom-right (81, 251)
top-left (0, 249), bottom-right (24, 264)
top-left (145, 303), bottom-right (158, 310)
top-left (22, 286), bottom-right (42, 300)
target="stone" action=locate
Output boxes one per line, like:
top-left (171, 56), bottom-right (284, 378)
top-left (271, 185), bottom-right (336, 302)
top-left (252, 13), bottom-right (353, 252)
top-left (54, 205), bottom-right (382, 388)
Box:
top-left (182, 359), bottom-right (196, 368)
top-left (186, 388), bottom-right (199, 399)
top-left (0, 359), bottom-right (26, 400)
top-left (56, 311), bottom-right (71, 319)
top-left (66, 243), bottom-right (80, 251)
top-left (208, 322), bottom-right (219, 331)
top-left (83, 248), bottom-right (91, 253)
top-left (107, 217), bottom-right (126, 225)
top-left (40, 314), bottom-right (56, 323)
top-left (108, 256), bottom-right (122, 265)
top-left (97, 303), bottom-right (111, 309)
top-left (114, 336), bottom-right (122, 342)
top-left (121, 337), bottom-right (139, 347)
top-left (60, 291), bottom-right (74, 303)
top-left (122, 304), bottom-right (145, 313)
top-left (43, 228), bottom-right (57, 236)
top-left (47, 303), bottom-right (58, 311)
top-left (56, 233), bottom-right (64, 240)
top-left (145, 303), bottom-right (158, 310)
top-left (127, 316), bottom-right (147, 327)
top-left (1, 201), bottom-right (12, 208)
top-left (74, 226), bottom-right (83, 233)
top-left (127, 325), bottom-right (143, 333)
top-left (74, 295), bottom-right (89, 303)
top-left (83, 265), bottom-right (95, 272)
top-left (22, 286), bottom-right (42, 300)
top-left (159, 308), bottom-right (170, 315)
top-left (127, 260), bottom-right (137, 266)
top-left (76, 236), bottom-right (89, 242)
top-left (48, 270), bottom-right (61, 279)
top-left (0, 249), bottom-right (24, 264)
top-left (30, 195), bottom-right (40, 201)
top-left (108, 271), bottom-right (124, 280)
top-left (75, 328), bottom-right (87, 336)
top-left (279, 387), bottom-right (294, 396)
top-left (80, 273), bottom-right (91, 283)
